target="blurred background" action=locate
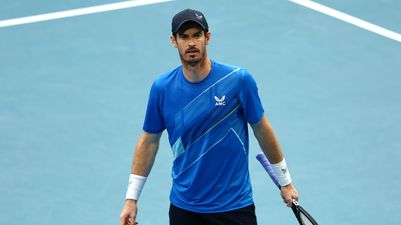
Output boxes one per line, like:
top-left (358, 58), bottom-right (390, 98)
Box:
top-left (1, 0), bottom-right (400, 224)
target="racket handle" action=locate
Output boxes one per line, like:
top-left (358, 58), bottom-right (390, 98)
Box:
top-left (256, 152), bottom-right (281, 188)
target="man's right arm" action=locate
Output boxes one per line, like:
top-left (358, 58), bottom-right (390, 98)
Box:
top-left (119, 131), bottom-right (162, 225)
top-left (131, 131), bottom-right (162, 176)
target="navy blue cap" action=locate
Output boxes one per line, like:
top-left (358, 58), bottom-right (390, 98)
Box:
top-left (171, 9), bottom-right (209, 34)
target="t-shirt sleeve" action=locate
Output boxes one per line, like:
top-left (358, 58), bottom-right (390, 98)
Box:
top-left (240, 70), bottom-right (265, 124)
top-left (143, 81), bottom-right (165, 133)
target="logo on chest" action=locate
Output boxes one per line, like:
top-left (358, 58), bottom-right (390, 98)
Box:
top-left (214, 95), bottom-right (226, 106)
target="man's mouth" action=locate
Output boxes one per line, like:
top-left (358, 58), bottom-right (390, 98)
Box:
top-left (186, 49), bottom-right (199, 54)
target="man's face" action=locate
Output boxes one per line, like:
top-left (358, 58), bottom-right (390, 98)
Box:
top-left (171, 27), bottom-right (211, 67)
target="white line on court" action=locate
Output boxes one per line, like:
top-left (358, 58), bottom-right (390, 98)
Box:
top-left (0, 0), bottom-right (174, 28)
top-left (290, 0), bottom-right (401, 43)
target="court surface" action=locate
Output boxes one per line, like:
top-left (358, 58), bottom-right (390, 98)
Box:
top-left (1, 1), bottom-right (400, 224)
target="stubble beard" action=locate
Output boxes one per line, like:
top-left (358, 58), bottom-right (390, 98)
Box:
top-left (179, 46), bottom-right (206, 68)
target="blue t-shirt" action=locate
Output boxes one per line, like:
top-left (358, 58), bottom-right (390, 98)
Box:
top-left (143, 60), bottom-right (264, 213)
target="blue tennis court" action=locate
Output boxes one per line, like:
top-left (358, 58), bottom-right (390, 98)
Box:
top-left (1, 1), bottom-right (400, 224)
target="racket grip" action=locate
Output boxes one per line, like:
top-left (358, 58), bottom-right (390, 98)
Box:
top-left (256, 152), bottom-right (281, 188)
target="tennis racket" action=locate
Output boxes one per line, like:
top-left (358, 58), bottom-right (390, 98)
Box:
top-left (256, 152), bottom-right (319, 225)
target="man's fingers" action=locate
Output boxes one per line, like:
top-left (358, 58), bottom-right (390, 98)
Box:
top-left (120, 216), bottom-right (128, 225)
top-left (119, 216), bottom-right (137, 225)
top-left (280, 183), bottom-right (299, 208)
top-left (129, 215), bottom-right (140, 225)
top-left (292, 192), bottom-right (299, 202)
top-left (120, 213), bottom-right (137, 225)
top-left (120, 200), bottom-right (138, 225)
top-left (281, 190), bottom-right (297, 207)
top-left (283, 196), bottom-right (293, 207)
top-left (128, 217), bottom-right (138, 225)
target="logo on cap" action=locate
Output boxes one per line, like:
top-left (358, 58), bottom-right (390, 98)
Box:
top-left (195, 13), bottom-right (203, 20)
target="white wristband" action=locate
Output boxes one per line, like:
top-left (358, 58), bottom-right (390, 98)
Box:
top-left (126, 174), bottom-right (147, 200)
top-left (271, 158), bottom-right (292, 186)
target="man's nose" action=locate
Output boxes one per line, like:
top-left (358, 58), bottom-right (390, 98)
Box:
top-left (188, 38), bottom-right (196, 46)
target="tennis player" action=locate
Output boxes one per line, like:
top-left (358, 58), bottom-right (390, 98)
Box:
top-left (120, 9), bottom-right (298, 225)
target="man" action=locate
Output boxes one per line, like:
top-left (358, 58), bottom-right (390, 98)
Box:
top-left (120, 9), bottom-right (298, 225)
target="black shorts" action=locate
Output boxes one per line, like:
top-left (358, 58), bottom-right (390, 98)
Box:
top-left (169, 203), bottom-right (258, 225)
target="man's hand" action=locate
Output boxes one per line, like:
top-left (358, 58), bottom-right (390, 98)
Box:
top-left (120, 200), bottom-right (138, 225)
top-left (281, 183), bottom-right (298, 207)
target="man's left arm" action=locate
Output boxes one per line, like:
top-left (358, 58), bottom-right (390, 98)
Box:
top-left (251, 115), bottom-right (299, 207)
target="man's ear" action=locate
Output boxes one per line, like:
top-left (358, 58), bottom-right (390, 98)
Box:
top-left (205, 31), bottom-right (211, 45)
top-left (170, 35), bottom-right (178, 48)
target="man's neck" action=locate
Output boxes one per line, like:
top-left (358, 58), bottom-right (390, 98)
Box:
top-left (182, 57), bottom-right (211, 83)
